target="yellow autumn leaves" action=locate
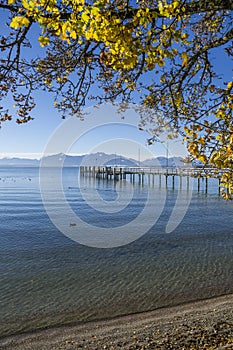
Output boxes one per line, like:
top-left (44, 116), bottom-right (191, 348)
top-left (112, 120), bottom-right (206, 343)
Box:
top-left (183, 82), bottom-right (233, 199)
top-left (8, 0), bottom-right (189, 72)
top-left (10, 16), bottom-right (30, 29)
top-left (38, 36), bottom-right (50, 47)
top-left (158, 0), bottom-right (182, 18)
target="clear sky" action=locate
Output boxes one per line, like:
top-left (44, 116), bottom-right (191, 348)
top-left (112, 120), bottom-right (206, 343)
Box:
top-left (0, 99), bottom-right (188, 160)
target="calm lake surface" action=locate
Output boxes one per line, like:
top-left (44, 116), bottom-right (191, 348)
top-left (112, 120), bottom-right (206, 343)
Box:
top-left (0, 166), bottom-right (233, 337)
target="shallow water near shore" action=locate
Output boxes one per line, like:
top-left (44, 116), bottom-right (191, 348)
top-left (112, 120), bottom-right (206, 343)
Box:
top-left (0, 166), bottom-right (233, 337)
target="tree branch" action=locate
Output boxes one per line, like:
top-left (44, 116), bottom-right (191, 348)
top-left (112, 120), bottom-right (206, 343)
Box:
top-left (58, 0), bottom-right (233, 21)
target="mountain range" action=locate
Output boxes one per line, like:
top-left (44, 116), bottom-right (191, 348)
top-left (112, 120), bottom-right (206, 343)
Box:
top-left (0, 152), bottom-right (187, 167)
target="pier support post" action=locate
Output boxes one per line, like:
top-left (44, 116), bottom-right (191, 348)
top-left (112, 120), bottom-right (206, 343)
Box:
top-left (120, 168), bottom-right (123, 180)
top-left (205, 177), bottom-right (208, 194)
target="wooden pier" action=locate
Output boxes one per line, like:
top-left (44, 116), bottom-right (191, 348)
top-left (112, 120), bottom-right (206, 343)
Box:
top-left (80, 165), bottom-right (230, 195)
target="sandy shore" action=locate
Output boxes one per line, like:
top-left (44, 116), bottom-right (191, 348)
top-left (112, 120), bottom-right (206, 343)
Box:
top-left (1, 294), bottom-right (233, 349)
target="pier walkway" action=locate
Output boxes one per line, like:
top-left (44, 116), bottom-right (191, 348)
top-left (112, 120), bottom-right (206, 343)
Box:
top-left (80, 165), bottom-right (228, 179)
top-left (80, 165), bottom-right (231, 194)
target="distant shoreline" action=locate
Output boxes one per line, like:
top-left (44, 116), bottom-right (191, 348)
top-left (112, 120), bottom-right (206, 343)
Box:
top-left (1, 293), bottom-right (233, 349)
top-left (0, 152), bottom-right (186, 168)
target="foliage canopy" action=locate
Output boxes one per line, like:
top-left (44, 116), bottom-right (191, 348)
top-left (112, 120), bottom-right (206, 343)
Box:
top-left (0, 0), bottom-right (233, 197)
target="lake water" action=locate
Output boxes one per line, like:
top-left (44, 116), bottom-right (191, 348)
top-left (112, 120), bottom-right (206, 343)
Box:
top-left (0, 166), bottom-right (233, 337)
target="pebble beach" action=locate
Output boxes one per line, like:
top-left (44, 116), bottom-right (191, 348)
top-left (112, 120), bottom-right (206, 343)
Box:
top-left (1, 294), bottom-right (233, 350)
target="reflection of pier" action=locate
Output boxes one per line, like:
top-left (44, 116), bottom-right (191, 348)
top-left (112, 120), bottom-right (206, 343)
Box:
top-left (80, 166), bottom-right (230, 195)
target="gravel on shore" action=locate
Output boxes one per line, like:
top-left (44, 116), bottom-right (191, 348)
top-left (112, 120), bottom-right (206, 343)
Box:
top-left (1, 294), bottom-right (233, 350)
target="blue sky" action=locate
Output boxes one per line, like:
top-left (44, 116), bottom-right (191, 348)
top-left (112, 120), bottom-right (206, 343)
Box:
top-left (0, 100), bottom-right (188, 160)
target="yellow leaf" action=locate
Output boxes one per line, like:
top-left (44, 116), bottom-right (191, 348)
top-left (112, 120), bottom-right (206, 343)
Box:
top-left (10, 16), bottom-right (30, 29)
top-left (93, 32), bottom-right (99, 41)
top-left (227, 81), bottom-right (233, 89)
top-left (173, 1), bottom-right (179, 9)
top-left (158, 59), bottom-right (165, 67)
top-left (81, 12), bottom-right (90, 23)
top-left (158, 1), bottom-right (164, 13)
top-left (70, 30), bottom-right (77, 39)
top-left (198, 155), bottom-right (207, 164)
top-left (198, 137), bottom-right (205, 145)
top-left (38, 36), bottom-right (50, 47)
top-left (181, 52), bottom-right (188, 68)
top-left (91, 7), bottom-right (100, 16)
